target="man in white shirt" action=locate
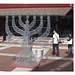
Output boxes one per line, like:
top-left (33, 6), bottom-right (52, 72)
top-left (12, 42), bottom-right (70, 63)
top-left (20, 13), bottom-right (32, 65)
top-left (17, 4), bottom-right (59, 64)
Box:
top-left (52, 30), bottom-right (59, 56)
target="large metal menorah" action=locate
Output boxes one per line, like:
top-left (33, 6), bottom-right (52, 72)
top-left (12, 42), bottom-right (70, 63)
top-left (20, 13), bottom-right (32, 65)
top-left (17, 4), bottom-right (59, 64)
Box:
top-left (5, 13), bottom-right (51, 67)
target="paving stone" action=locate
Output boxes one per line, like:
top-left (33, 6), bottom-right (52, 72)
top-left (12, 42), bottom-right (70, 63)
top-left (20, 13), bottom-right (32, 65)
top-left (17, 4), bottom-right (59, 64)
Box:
top-left (45, 49), bottom-right (73, 58)
top-left (0, 47), bottom-right (21, 54)
top-left (0, 56), bottom-right (16, 71)
top-left (32, 59), bottom-right (73, 71)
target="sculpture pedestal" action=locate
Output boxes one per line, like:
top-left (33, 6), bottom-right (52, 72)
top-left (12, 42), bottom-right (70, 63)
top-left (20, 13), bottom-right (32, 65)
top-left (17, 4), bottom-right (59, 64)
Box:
top-left (11, 46), bottom-right (40, 69)
top-left (11, 60), bottom-right (40, 69)
top-left (32, 47), bottom-right (43, 61)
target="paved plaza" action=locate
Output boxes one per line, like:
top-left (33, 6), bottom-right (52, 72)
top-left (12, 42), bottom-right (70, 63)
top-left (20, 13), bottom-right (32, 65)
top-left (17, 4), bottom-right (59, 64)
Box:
top-left (0, 37), bottom-right (73, 72)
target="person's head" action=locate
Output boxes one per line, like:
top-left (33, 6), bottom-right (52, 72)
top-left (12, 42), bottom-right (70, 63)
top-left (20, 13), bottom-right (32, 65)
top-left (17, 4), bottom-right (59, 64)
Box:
top-left (53, 30), bottom-right (56, 34)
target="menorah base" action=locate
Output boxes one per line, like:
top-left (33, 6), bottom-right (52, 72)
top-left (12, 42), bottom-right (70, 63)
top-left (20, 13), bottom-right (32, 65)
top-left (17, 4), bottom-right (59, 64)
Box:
top-left (11, 60), bottom-right (40, 69)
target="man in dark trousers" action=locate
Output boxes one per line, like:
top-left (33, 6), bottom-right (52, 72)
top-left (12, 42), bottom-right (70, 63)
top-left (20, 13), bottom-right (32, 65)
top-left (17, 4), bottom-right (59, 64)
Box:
top-left (3, 34), bottom-right (6, 41)
top-left (52, 30), bottom-right (59, 56)
top-left (3, 23), bottom-right (6, 42)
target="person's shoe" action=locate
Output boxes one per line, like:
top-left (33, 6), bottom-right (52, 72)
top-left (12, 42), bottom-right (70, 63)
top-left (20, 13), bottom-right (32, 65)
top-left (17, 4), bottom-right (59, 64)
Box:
top-left (69, 52), bottom-right (72, 55)
top-left (57, 55), bottom-right (59, 57)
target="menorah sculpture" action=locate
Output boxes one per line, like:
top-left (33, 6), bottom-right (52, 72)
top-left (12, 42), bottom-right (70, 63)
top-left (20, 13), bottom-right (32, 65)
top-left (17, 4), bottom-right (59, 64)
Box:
top-left (5, 13), bottom-right (51, 68)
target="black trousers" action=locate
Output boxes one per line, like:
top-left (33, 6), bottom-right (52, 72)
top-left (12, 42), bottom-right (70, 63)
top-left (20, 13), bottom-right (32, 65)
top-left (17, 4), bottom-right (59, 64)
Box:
top-left (3, 35), bottom-right (6, 41)
top-left (52, 44), bottom-right (59, 56)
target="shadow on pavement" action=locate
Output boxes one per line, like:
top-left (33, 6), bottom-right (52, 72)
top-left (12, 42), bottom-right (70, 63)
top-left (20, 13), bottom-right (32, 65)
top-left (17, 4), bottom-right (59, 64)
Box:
top-left (32, 54), bottom-right (73, 71)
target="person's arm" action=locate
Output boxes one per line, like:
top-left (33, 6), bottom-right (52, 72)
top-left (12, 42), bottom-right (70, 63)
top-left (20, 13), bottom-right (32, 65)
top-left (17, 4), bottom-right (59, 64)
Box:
top-left (52, 35), bottom-right (54, 43)
top-left (58, 34), bottom-right (59, 40)
top-left (52, 38), bottom-right (54, 43)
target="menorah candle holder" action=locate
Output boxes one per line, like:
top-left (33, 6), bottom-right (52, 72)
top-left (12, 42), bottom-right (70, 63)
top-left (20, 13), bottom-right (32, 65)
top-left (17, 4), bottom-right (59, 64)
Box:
top-left (5, 13), bottom-right (51, 68)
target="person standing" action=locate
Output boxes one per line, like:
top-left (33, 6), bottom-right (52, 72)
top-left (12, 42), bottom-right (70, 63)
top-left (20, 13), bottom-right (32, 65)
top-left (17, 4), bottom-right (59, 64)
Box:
top-left (3, 24), bottom-right (6, 42)
top-left (67, 33), bottom-right (73, 55)
top-left (52, 30), bottom-right (59, 56)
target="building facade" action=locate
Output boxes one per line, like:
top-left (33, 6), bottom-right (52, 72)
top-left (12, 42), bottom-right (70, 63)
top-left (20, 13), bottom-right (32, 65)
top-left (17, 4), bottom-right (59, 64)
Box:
top-left (0, 4), bottom-right (73, 37)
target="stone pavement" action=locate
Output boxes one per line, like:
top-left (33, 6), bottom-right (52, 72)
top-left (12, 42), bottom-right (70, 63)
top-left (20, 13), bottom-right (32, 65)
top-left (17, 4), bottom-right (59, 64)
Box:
top-left (0, 37), bottom-right (73, 72)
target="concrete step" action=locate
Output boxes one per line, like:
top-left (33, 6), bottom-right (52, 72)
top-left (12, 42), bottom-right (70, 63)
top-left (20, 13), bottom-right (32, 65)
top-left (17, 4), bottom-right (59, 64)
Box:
top-left (33, 43), bottom-right (68, 46)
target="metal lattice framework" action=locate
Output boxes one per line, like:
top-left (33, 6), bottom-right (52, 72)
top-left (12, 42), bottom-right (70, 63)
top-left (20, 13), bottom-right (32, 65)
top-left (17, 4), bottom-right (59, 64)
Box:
top-left (5, 13), bottom-right (51, 67)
